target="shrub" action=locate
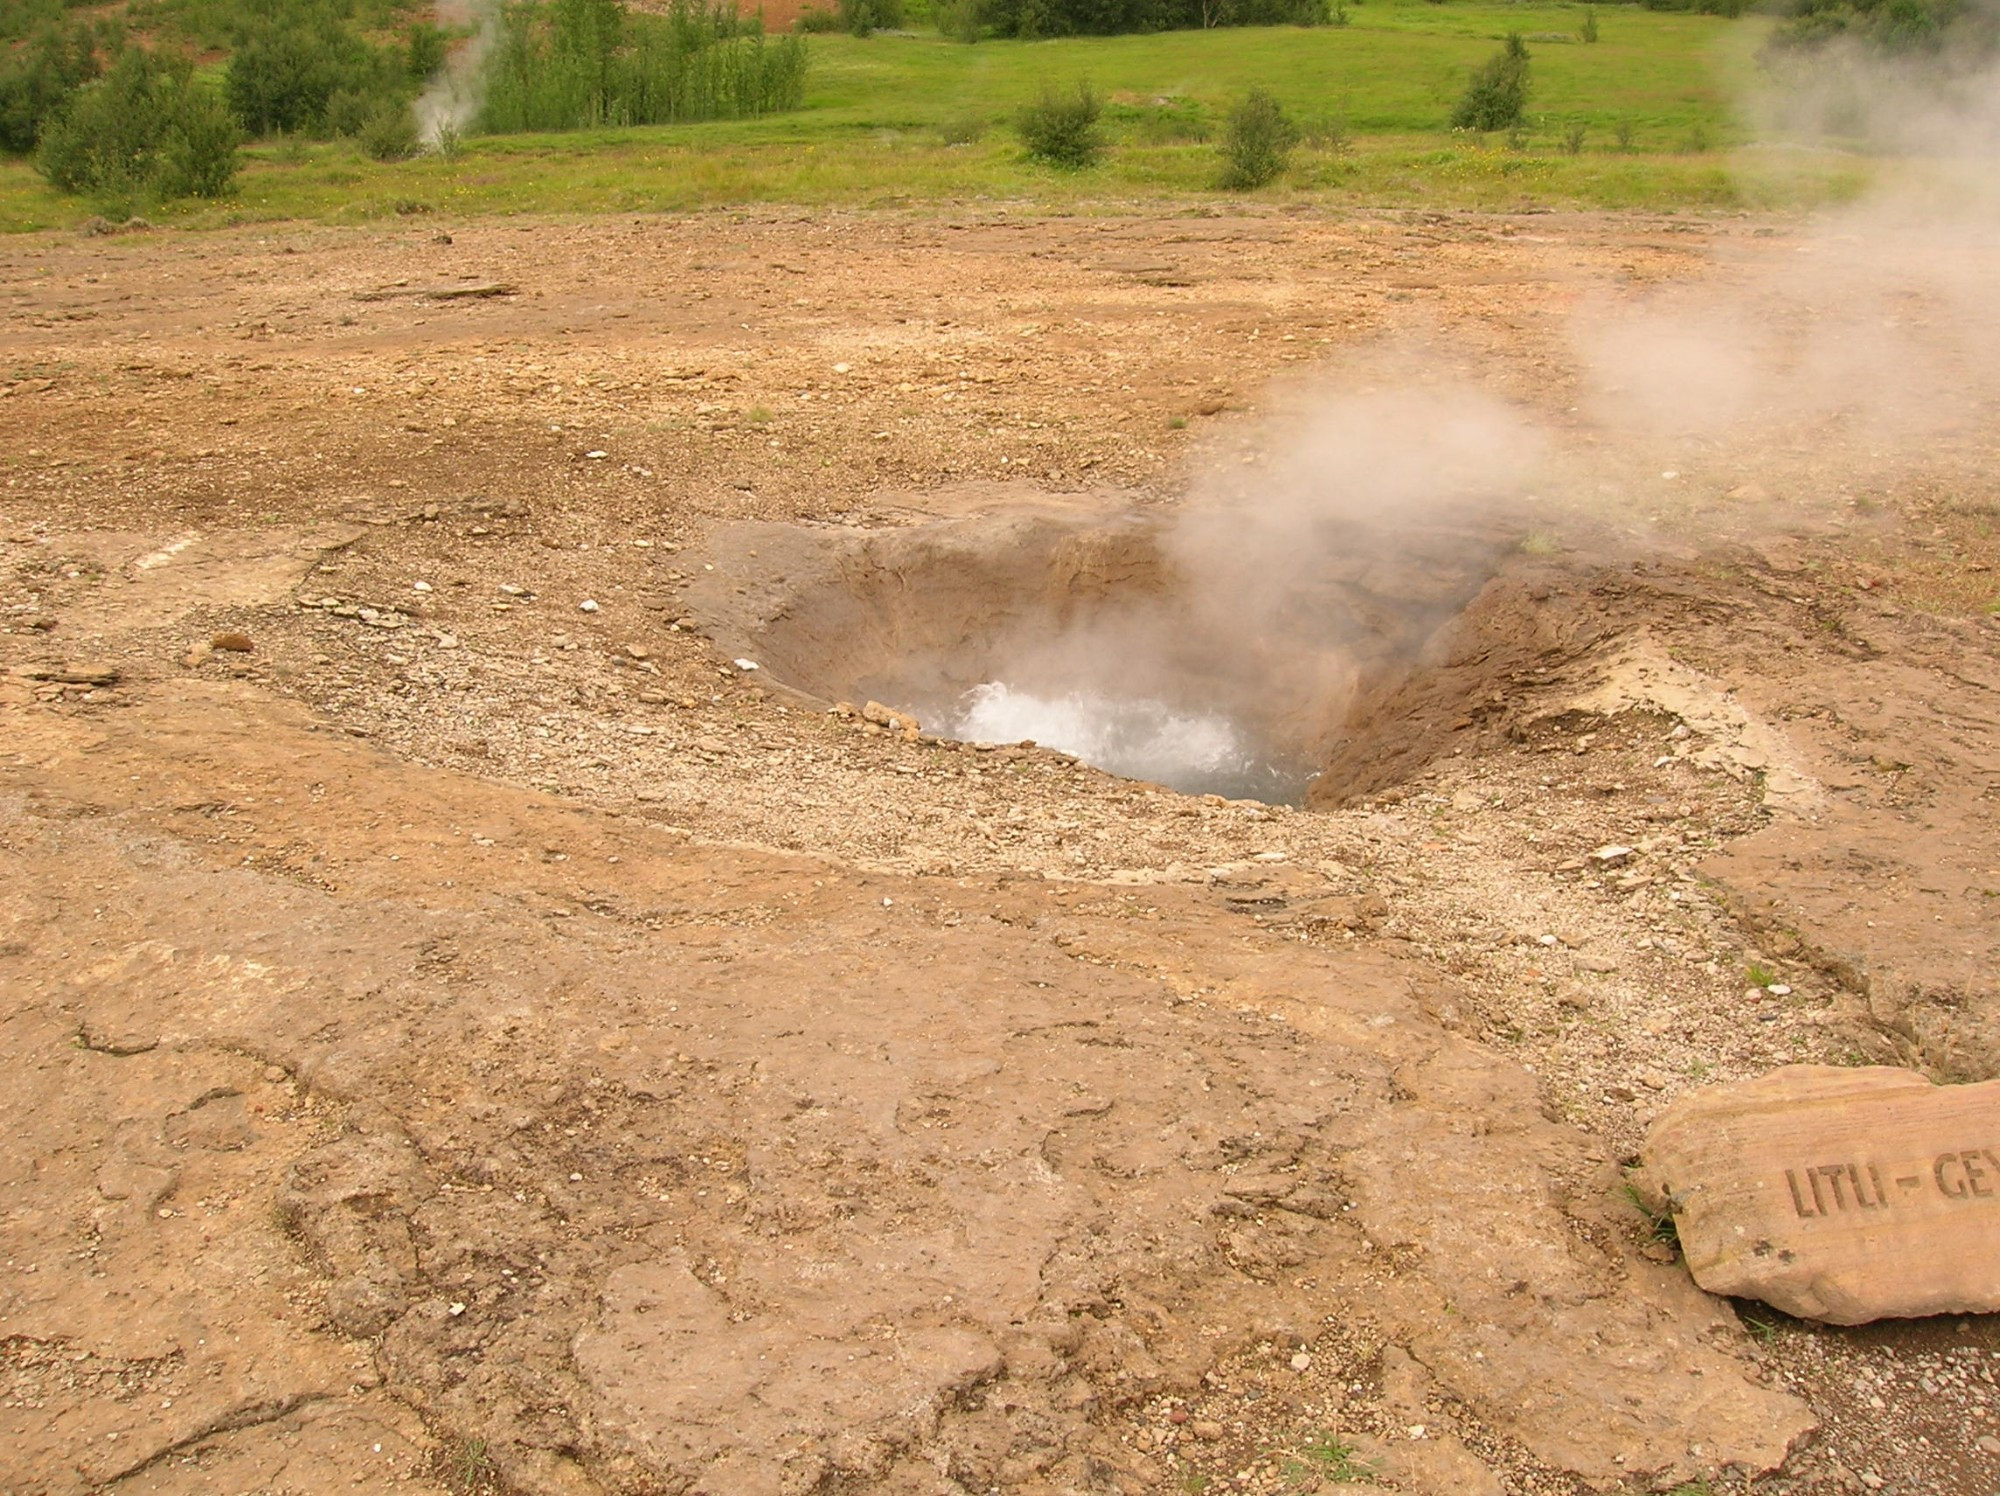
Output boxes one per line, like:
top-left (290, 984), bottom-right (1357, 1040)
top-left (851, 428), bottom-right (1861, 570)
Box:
top-left (1017, 79), bottom-right (1103, 168)
top-left (1580, 5), bottom-right (1599, 41)
top-left (226, 13), bottom-right (372, 136)
top-left (480, 0), bottom-right (807, 132)
top-left (323, 87), bottom-right (374, 138)
top-left (1767, 0), bottom-right (1992, 57)
top-left (37, 46), bottom-right (241, 204)
top-left (1217, 87), bottom-right (1297, 189)
top-left (838, 0), bottom-right (904, 34)
top-left (0, 18), bottom-right (104, 156)
top-left (357, 99), bottom-right (420, 160)
top-left (407, 20), bottom-right (449, 82)
top-left (933, 0), bottom-right (982, 39)
top-left (981, 0), bottom-right (1324, 37)
top-left (1562, 119), bottom-right (1587, 153)
top-left (225, 3), bottom-right (413, 140)
top-left (1451, 32), bottom-right (1531, 132)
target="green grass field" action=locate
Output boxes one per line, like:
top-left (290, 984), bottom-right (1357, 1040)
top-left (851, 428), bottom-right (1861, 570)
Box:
top-left (0, 2), bottom-right (1877, 231)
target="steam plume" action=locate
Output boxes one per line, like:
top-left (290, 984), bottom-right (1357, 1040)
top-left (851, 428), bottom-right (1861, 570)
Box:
top-left (415, 0), bottom-right (503, 148)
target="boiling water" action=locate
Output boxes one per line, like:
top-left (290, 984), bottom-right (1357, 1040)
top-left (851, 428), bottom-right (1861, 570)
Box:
top-left (946, 682), bottom-right (1307, 804)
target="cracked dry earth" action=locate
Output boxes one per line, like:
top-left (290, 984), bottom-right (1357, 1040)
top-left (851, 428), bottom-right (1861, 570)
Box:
top-left (3, 207), bottom-right (2000, 1496)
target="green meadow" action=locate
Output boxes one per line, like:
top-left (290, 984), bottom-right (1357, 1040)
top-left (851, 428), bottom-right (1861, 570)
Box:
top-left (0, 3), bottom-right (1875, 231)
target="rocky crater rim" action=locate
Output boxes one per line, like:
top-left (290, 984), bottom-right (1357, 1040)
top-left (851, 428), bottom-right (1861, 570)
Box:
top-left (688, 491), bottom-right (1631, 807)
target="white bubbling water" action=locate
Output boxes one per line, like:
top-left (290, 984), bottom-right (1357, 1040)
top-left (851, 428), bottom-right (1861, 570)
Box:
top-left (948, 682), bottom-right (1300, 801)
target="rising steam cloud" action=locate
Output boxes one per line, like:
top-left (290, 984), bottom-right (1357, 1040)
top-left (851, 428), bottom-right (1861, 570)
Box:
top-left (415, 0), bottom-right (503, 147)
top-left (1580, 5), bottom-right (2000, 470)
top-left (934, 22), bottom-right (2000, 797)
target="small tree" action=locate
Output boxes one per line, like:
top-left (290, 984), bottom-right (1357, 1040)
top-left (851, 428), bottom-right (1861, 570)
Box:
top-left (358, 99), bottom-right (421, 161)
top-left (837, 0), bottom-right (905, 35)
top-left (0, 19), bottom-right (104, 156)
top-left (37, 48), bottom-right (241, 206)
top-left (1451, 32), bottom-right (1531, 132)
top-left (407, 21), bottom-right (449, 83)
top-left (226, 11), bottom-right (386, 137)
top-left (1218, 87), bottom-right (1298, 189)
top-left (550, 0), bottom-right (624, 122)
top-left (934, 0), bottom-right (982, 39)
top-left (1017, 80), bottom-right (1103, 168)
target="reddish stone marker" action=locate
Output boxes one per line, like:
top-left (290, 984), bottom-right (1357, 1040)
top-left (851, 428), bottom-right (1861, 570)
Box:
top-left (1638, 1065), bottom-right (2000, 1324)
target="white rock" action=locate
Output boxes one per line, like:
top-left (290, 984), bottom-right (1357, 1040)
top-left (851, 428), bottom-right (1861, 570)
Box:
top-left (580, 600), bottom-right (600, 613)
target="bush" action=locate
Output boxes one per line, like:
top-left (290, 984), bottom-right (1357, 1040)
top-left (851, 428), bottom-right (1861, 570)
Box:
top-left (407, 19), bottom-right (448, 82)
top-left (933, 0), bottom-right (982, 39)
top-left (1451, 32), bottom-right (1531, 132)
top-left (1017, 79), bottom-right (1103, 167)
top-left (981, 0), bottom-right (1324, 37)
top-left (0, 18), bottom-right (105, 155)
top-left (357, 99), bottom-right (420, 160)
top-left (1217, 87), bottom-right (1297, 189)
top-left (481, 0), bottom-right (808, 132)
top-left (838, 0), bottom-right (904, 34)
top-left (36, 46), bottom-right (241, 204)
top-left (1580, 6), bottom-right (1599, 41)
top-left (225, 3), bottom-right (409, 139)
top-left (1769, 0), bottom-right (1983, 52)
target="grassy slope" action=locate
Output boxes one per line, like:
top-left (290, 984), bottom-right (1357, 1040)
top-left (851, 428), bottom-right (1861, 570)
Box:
top-left (0, 2), bottom-right (1872, 230)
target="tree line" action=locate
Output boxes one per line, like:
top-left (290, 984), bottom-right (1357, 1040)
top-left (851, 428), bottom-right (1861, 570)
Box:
top-left (0, 0), bottom-right (807, 209)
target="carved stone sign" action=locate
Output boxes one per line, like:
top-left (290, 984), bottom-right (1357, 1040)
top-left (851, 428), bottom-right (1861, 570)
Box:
top-left (1637, 1065), bottom-right (2000, 1324)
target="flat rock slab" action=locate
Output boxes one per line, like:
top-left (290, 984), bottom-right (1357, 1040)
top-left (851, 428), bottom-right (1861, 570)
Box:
top-left (1640, 1065), bottom-right (2000, 1324)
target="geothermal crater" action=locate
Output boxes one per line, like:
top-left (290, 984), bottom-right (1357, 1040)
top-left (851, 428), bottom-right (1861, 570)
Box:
top-left (692, 495), bottom-right (1591, 804)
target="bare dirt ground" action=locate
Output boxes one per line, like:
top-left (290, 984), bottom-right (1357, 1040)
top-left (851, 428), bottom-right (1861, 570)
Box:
top-left (2, 206), bottom-right (1998, 1496)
